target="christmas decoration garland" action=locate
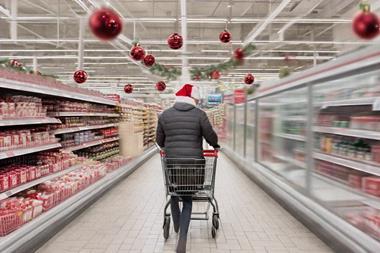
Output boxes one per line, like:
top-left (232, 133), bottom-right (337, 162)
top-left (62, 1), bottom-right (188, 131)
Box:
top-left (0, 58), bottom-right (58, 79)
top-left (148, 43), bottom-right (256, 81)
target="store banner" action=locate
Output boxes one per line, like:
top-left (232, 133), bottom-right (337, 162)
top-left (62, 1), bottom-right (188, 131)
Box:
top-left (208, 94), bottom-right (223, 105)
top-left (234, 89), bottom-right (246, 104)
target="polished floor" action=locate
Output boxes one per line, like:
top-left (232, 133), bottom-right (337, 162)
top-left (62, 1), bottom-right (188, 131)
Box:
top-left (37, 154), bottom-right (333, 253)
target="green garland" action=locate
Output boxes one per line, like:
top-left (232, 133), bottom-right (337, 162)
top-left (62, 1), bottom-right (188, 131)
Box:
top-left (190, 43), bottom-right (256, 80)
top-left (279, 67), bottom-right (291, 78)
top-left (150, 63), bottom-right (182, 81)
top-left (0, 58), bottom-right (58, 79)
top-left (148, 43), bottom-right (256, 81)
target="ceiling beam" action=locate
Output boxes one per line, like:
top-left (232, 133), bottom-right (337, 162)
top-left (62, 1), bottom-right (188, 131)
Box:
top-left (0, 17), bottom-right (352, 24)
top-left (243, 0), bottom-right (291, 46)
top-left (0, 39), bottom-right (377, 45)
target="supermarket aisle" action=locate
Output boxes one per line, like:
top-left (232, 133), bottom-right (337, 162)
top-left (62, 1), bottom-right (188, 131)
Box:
top-left (37, 154), bottom-right (333, 253)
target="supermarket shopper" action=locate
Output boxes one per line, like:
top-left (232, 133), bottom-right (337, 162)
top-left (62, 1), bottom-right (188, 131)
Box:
top-left (156, 84), bottom-right (220, 253)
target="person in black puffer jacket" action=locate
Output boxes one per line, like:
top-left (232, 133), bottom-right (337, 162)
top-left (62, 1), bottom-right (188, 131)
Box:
top-left (156, 84), bottom-right (220, 253)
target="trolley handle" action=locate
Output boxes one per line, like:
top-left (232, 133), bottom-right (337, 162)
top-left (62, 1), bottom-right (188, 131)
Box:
top-left (203, 149), bottom-right (218, 157)
top-left (156, 143), bottom-right (219, 157)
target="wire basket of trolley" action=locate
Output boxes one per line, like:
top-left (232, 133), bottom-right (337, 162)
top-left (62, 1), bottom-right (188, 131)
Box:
top-left (158, 145), bottom-right (220, 239)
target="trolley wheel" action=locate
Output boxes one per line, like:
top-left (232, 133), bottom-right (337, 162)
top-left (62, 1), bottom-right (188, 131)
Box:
top-left (211, 227), bottom-right (217, 238)
top-left (163, 217), bottom-right (170, 240)
top-left (212, 214), bottom-right (219, 229)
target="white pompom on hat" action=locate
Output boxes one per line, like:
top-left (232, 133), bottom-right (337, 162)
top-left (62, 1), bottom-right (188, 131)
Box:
top-left (175, 84), bottom-right (200, 100)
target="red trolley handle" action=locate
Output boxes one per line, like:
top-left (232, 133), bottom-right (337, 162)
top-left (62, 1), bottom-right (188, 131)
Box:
top-left (203, 149), bottom-right (219, 157)
top-left (160, 149), bottom-right (218, 157)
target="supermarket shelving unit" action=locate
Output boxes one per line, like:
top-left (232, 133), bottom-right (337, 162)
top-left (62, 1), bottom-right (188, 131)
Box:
top-left (0, 75), bottom-right (157, 252)
top-left (222, 45), bottom-right (380, 253)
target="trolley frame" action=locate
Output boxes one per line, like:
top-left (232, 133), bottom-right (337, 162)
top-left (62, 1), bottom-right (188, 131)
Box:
top-left (158, 145), bottom-right (220, 239)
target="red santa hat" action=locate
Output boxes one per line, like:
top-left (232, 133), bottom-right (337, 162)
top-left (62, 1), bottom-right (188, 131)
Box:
top-left (175, 84), bottom-right (200, 100)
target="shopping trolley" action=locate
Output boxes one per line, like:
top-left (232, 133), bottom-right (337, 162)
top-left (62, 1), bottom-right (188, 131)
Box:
top-left (158, 145), bottom-right (220, 239)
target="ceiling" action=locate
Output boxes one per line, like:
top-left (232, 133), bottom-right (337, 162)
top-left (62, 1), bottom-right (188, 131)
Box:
top-left (0, 0), bottom-right (377, 100)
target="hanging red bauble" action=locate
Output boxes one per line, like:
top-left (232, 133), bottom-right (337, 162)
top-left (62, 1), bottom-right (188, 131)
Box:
top-left (167, 33), bottom-right (183, 49)
top-left (89, 7), bottom-right (123, 41)
top-left (219, 30), bottom-right (231, 43)
top-left (124, 84), bottom-right (133, 93)
top-left (352, 4), bottom-right (379, 40)
top-left (156, 81), bottom-right (166, 91)
top-left (244, 73), bottom-right (255, 85)
top-left (143, 54), bottom-right (155, 67)
top-left (234, 48), bottom-right (245, 60)
top-left (9, 59), bottom-right (18, 66)
top-left (73, 70), bottom-right (88, 84)
top-left (210, 70), bottom-right (221, 80)
top-left (130, 44), bottom-right (146, 61)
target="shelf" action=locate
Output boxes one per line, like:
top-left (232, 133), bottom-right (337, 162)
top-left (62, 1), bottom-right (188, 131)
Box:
top-left (0, 77), bottom-right (117, 106)
top-left (274, 154), bottom-right (306, 169)
top-left (314, 126), bottom-right (380, 140)
top-left (0, 142), bottom-right (62, 160)
top-left (53, 123), bottom-right (117, 135)
top-left (314, 152), bottom-right (380, 176)
top-left (0, 147), bottom-right (156, 253)
top-left (0, 164), bottom-right (81, 201)
top-left (274, 133), bottom-right (305, 142)
top-left (313, 172), bottom-right (380, 209)
top-left (63, 137), bottom-right (119, 152)
top-left (0, 118), bottom-right (61, 127)
top-left (317, 97), bottom-right (379, 109)
top-left (49, 112), bottom-right (120, 117)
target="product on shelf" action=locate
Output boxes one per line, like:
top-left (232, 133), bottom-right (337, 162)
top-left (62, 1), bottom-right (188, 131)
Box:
top-left (206, 104), bottom-right (226, 139)
top-left (60, 127), bottom-right (117, 148)
top-left (50, 117), bottom-right (118, 130)
top-left (44, 100), bottom-right (116, 114)
top-left (0, 95), bottom-right (47, 119)
top-left (0, 153), bottom-right (137, 237)
top-left (0, 151), bottom-right (79, 192)
top-left (0, 127), bottom-right (57, 152)
top-left (76, 140), bottom-right (120, 161)
top-left (314, 160), bottom-right (380, 198)
top-left (317, 135), bottom-right (373, 161)
top-left (343, 206), bottom-right (380, 241)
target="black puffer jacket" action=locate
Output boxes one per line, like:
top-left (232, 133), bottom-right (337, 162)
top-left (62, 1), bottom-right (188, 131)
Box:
top-left (156, 102), bottom-right (219, 158)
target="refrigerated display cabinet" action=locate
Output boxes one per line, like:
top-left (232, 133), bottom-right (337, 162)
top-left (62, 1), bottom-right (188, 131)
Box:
top-left (223, 45), bottom-right (380, 253)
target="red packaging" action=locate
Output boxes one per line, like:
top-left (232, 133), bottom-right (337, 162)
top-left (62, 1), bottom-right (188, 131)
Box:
top-left (8, 173), bottom-right (18, 188)
top-left (0, 175), bottom-right (9, 192)
top-left (19, 170), bottom-right (27, 185)
top-left (348, 174), bottom-right (362, 189)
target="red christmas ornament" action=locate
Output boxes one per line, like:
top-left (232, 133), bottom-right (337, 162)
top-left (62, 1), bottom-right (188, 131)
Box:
top-left (352, 4), bottom-right (379, 40)
top-left (210, 70), bottom-right (221, 80)
top-left (124, 84), bottom-right (133, 93)
top-left (73, 70), bottom-right (88, 84)
top-left (89, 7), bottom-right (123, 41)
top-left (156, 81), bottom-right (166, 91)
top-left (130, 44), bottom-right (146, 61)
top-left (167, 33), bottom-right (183, 49)
top-left (234, 48), bottom-right (245, 60)
top-left (219, 30), bottom-right (231, 43)
top-left (244, 73), bottom-right (255, 85)
top-left (143, 54), bottom-right (155, 67)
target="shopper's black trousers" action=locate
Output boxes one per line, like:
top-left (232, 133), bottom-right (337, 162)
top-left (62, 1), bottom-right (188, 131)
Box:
top-left (171, 196), bottom-right (192, 252)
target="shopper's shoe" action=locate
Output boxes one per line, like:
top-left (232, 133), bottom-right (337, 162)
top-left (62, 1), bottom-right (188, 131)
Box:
top-left (176, 238), bottom-right (187, 253)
